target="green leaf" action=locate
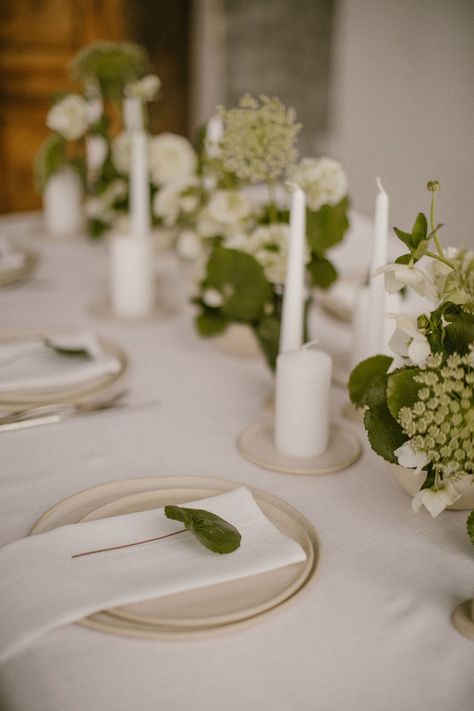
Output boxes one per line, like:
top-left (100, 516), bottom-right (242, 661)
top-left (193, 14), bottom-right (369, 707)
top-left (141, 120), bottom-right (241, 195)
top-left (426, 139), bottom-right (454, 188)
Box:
top-left (205, 248), bottom-right (272, 322)
top-left (393, 227), bottom-right (414, 250)
top-left (305, 197), bottom-right (349, 255)
top-left (420, 466), bottom-right (436, 490)
top-left (467, 512), bottom-right (474, 546)
top-left (411, 212), bottom-right (428, 246)
top-left (254, 317), bottom-right (280, 371)
top-left (164, 505), bottom-right (241, 554)
top-left (394, 253), bottom-right (412, 265)
top-left (34, 134), bottom-right (67, 192)
top-left (43, 338), bottom-right (89, 358)
top-left (443, 310), bottom-right (474, 355)
top-left (412, 239), bottom-right (429, 261)
top-left (363, 375), bottom-right (406, 463)
top-left (307, 255), bottom-right (338, 289)
top-left (195, 311), bottom-right (229, 337)
top-left (386, 368), bottom-right (421, 420)
top-left (348, 355), bottom-right (393, 408)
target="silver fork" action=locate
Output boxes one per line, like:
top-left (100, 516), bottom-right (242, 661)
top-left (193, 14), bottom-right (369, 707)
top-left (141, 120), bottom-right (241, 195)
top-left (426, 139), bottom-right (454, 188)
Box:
top-left (0, 389), bottom-right (130, 425)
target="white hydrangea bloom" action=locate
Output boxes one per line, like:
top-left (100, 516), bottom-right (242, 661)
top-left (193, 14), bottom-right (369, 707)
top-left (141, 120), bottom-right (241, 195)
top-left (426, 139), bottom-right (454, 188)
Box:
top-left (111, 132), bottom-right (131, 174)
top-left (394, 441), bottom-right (430, 473)
top-left (152, 178), bottom-right (198, 227)
top-left (148, 133), bottom-right (197, 186)
top-left (230, 223), bottom-right (310, 284)
top-left (411, 480), bottom-right (461, 517)
top-left (47, 95), bottom-right (89, 140)
top-left (125, 74), bottom-right (161, 100)
top-left (176, 230), bottom-right (202, 261)
top-left (207, 190), bottom-right (251, 225)
top-left (202, 288), bottom-right (224, 307)
top-left (389, 314), bottom-right (431, 364)
top-left (290, 157), bottom-right (348, 211)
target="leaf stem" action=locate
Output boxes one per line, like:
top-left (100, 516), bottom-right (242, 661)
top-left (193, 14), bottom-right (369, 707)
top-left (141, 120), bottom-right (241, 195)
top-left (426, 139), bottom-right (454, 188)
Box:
top-left (430, 191), bottom-right (444, 258)
top-left (72, 528), bottom-right (187, 559)
top-left (425, 250), bottom-right (456, 269)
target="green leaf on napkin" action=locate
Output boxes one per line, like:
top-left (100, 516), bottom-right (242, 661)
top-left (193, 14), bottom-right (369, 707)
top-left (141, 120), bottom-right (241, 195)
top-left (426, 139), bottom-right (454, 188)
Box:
top-left (164, 505), bottom-right (241, 555)
top-left (43, 338), bottom-right (90, 358)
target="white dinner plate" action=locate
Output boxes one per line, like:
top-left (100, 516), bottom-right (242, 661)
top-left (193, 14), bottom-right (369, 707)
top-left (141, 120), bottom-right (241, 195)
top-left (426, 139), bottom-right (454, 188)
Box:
top-left (0, 332), bottom-right (128, 408)
top-left (31, 476), bottom-right (319, 639)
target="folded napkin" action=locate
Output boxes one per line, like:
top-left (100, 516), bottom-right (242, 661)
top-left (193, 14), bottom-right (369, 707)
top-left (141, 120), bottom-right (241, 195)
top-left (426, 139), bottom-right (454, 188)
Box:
top-left (0, 487), bottom-right (307, 663)
top-left (0, 332), bottom-right (121, 393)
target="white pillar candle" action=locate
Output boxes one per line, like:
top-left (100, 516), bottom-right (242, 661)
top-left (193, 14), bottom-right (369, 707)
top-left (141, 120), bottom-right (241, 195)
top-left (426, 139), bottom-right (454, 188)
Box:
top-left (43, 168), bottom-right (84, 238)
top-left (366, 177), bottom-right (389, 354)
top-left (123, 96), bottom-right (144, 132)
top-left (275, 345), bottom-right (332, 458)
top-left (279, 184), bottom-right (306, 353)
top-left (109, 235), bottom-right (154, 318)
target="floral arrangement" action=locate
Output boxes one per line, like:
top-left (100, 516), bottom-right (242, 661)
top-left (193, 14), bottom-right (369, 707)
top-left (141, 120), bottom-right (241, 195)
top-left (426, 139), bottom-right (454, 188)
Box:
top-left (349, 182), bottom-right (474, 543)
top-left (156, 95), bottom-right (350, 369)
top-left (35, 41), bottom-right (197, 239)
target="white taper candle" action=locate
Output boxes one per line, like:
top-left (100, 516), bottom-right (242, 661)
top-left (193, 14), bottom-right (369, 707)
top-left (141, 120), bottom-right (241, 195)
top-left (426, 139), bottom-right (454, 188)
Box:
top-left (110, 235), bottom-right (154, 318)
top-left (279, 183), bottom-right (306, 353)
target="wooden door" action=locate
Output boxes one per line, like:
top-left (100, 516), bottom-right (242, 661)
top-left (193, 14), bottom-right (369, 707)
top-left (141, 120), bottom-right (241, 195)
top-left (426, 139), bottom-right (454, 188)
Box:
top-left (0, 0), bottom-right (190, 213)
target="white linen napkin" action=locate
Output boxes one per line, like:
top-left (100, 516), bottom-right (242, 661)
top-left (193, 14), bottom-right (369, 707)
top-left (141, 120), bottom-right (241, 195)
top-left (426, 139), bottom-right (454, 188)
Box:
top-left (0, 332), bottom-right (121, 393)
top-left (0, 487), bottom-right (307, 664)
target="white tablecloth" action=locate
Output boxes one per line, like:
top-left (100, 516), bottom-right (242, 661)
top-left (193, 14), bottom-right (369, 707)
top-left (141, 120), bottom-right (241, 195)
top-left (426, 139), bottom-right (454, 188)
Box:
top-left (0, 213), bottom-right (472, 711)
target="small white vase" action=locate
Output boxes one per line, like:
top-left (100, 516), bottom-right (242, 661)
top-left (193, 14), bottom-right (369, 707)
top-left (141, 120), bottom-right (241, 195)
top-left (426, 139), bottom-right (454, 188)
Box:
top-left (213, 324), bottom-right (261, 358)
top-left (389, 464), bottom-right (474, 511)
top-left (43, 168), bottom-right (84, 238)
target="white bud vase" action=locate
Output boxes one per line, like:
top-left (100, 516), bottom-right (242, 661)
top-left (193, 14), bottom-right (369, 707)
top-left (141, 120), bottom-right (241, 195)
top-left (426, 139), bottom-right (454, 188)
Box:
top-left (43, 168), bottom-right (84, 238)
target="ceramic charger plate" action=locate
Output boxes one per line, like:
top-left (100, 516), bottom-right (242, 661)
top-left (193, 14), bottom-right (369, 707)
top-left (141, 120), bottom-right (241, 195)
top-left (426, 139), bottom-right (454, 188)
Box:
top-left (30, 476), bottom-right (319, 639)
top-left (0, 332), bottom-right (128, 409)
top-left (0, 249), bottom-right (39, 288)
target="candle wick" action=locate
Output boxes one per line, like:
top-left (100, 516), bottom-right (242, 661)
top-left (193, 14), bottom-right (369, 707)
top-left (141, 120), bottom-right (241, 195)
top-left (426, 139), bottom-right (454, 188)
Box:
top-left (376, 176), bottom-right (386, 194)
top-left (71, 528), bottom-right (187, 559)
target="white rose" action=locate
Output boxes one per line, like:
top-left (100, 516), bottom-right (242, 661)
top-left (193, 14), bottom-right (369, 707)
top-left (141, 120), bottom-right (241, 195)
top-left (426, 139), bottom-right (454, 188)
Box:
top-left (176, 230), bottom-right (202, 261)
top-left (388, 314), bottom-right (431, 364)
top-left (47, 95), bottom-right (89, 140)
top-left (148, 133), bottom-right (197, 186)
top-left (207, 190), bottom-right (250, 225)
top-left (290, 157), bottom-right (348, 211)
top-left (111, 132), bottom-right (131, 174)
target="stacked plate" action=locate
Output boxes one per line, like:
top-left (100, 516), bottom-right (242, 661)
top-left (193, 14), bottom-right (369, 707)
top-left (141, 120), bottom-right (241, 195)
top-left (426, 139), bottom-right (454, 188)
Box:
top-left (0, 332), bottom-right (128, 411)
top-left (0, 249), bottom-right (39, 288)
top-left (31, 476), bottom-right (320, 639)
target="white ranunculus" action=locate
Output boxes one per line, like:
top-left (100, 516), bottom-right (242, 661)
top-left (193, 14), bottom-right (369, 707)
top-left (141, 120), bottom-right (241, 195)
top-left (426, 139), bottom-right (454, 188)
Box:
top-left (394, 441), bottom-right (431, 473)
top-left (46, 95), bottom-right (89, 140)
top-left (111, 132), bottom-right (131, 174)
top-left (176, 230), bottom-right (202, 261)
top-left (411, 480), bottom-right (461, 517)
top-left (125, 74), bottom-right (161, 100)
top-left (290, 157), bottom-right (348, 212)
top-left (376, 263), bottom-right (436, 299)
top-left (207, 190), bottom-right (251, 225)
top-left (389, 314), bottom-right (431, 364)
top-left (148, 133), bottom-right (197, 186)
top-left (202, 288), bottom-right (224, 307)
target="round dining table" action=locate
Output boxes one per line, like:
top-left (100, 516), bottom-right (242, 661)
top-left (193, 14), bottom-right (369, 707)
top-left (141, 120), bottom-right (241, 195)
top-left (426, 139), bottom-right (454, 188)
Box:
top-left (0, 211), bottom-right (472, 711)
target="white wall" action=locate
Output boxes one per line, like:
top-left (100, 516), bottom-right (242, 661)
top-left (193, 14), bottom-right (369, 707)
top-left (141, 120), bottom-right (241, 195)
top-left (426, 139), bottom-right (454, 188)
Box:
top-left (328, 0), bottom-right (474, 247)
